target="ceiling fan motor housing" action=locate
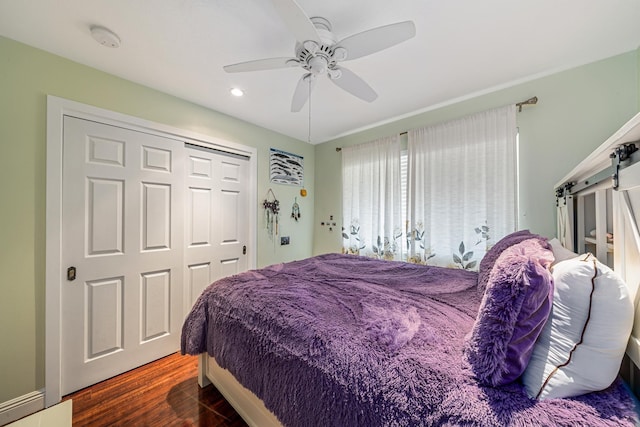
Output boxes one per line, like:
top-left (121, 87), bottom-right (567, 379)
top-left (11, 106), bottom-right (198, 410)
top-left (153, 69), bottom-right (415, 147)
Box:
top-left (294, 17), bottom-right (344, 77)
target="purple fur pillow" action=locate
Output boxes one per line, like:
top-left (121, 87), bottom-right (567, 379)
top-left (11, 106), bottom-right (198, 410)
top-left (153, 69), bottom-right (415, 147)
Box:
top-left (477, 230), bottom-right (544, 292)
top-left (465, 238), bottom-right (554, 387)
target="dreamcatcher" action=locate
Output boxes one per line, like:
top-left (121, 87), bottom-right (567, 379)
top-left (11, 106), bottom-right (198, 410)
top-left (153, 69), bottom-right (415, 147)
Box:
top-left (291, 197), bottom-right (301, 221)
top-left (263, 188), bottom-right (280, 240)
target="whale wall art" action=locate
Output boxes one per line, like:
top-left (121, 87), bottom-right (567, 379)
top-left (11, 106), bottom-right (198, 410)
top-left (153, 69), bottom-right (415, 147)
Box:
top-left (270, 148), bottom-right (304, 186)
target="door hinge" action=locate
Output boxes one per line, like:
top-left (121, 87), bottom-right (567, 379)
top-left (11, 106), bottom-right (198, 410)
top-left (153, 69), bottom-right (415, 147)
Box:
top-left (242, 245), bottom-right (247, 255)
top-left (67, 266), bottom-right (77, 281)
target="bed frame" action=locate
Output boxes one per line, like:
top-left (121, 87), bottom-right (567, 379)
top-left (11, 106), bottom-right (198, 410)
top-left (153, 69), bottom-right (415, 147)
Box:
top-left (197, 354), bottom-right (282, 426)
top-left (196, 112), bottom-right (640, 425)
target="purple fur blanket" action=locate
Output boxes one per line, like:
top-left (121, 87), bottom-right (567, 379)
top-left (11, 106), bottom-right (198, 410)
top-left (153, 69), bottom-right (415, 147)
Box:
top-left (181, 253), bottom-right (638, 427)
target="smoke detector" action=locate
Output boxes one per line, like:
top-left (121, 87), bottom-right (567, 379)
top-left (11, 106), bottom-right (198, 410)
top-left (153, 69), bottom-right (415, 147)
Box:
top-left (90, 25), bottom-right (121, 48)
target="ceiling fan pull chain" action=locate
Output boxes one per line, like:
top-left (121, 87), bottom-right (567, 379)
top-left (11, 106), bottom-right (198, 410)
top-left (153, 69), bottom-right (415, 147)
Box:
top-left (308, 77), bottom-right (312, 143)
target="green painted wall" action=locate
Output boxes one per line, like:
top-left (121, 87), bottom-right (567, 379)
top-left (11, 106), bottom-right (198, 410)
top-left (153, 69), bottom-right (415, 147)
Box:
top-left (2, 31), bottom-right (639, 409)
top-left (638, 47), bottom-right (640, 110)
top-left (0, 36), bottom-right (313, 403)
top-left (313, 51), bottom-right (639, 255)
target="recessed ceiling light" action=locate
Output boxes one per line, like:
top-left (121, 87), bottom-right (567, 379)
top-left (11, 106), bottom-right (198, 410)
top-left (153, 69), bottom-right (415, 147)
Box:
top-left (230, 88), bottom-right (244, 97)
top-left (90, 25), bottom-right (121, 48)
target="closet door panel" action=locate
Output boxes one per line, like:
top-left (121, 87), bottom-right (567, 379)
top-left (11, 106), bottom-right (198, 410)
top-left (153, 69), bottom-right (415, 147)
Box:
top-left (184, 147), bottom-right (250, 313)
top-left (61, 116), bottom-right (184, 395)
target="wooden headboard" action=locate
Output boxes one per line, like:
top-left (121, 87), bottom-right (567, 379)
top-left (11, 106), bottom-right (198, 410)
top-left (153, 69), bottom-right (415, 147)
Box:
top-left (555, 112), bottom-right (640, 395)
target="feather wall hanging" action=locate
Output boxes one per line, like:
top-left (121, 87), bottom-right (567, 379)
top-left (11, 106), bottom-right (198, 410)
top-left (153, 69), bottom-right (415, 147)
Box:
top-left (263, 188), bottom-right (280, 241)
top-left (291, 197), bottom-right (301, 221)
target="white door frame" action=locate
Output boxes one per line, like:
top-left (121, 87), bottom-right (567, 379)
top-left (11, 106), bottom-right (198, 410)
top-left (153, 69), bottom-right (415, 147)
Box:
top-left (45, 95), bottom-right (257, 407)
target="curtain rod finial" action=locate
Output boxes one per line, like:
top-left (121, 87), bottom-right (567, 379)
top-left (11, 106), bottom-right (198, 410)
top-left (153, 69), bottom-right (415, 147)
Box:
top-left (516, 96), bottom-right (538, 112)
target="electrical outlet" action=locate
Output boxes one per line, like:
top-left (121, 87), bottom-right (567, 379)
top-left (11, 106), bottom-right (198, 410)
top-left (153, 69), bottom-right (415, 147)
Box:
top-left (280, 236), bottom-right (290, 245)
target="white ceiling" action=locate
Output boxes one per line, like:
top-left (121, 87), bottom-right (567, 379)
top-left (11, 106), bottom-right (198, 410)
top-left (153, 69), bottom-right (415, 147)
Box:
top-left (1, 0), bottom-right (640, 143)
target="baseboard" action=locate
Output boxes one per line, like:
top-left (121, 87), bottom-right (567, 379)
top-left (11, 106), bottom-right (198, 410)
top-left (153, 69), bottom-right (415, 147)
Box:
top-left (0, 391), bottom-right (45, 426)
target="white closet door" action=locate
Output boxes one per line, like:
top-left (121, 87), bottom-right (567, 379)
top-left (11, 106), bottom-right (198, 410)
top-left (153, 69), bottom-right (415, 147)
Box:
top-left (61, 116), bottom-right (184, 395)
top-left (184, 145), bottom-right (250, 310)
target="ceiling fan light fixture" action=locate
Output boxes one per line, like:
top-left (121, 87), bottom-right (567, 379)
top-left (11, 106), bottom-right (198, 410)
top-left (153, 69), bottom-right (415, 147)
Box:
top-left (308, 56), bottom-right (328, 75)
top-left (230, 87), bottom-right (244, 97)
top-left (333, 47), bottom-right (347, 61)
top-left (327, 68), bottom-right (342, 80)
top-left (303, 40), bottom-right (319, 54)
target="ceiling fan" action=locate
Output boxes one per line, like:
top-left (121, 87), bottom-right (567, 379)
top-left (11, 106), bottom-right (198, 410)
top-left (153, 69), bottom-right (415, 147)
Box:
top-left (223, 0), bottom-right (416, 112)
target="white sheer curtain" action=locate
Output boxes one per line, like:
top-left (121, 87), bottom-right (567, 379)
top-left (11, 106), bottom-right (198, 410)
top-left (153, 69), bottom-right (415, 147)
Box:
top-left (407, 105), bottom-right (517, 269)
top-left (342, 135), bottom-right (404, 260)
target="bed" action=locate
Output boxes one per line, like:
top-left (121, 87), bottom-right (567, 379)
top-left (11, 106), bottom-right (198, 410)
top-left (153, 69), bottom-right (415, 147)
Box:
top-left (182, 113), bottom-right (640, 426)
top-left (182, 250), bottom-right (637, 426)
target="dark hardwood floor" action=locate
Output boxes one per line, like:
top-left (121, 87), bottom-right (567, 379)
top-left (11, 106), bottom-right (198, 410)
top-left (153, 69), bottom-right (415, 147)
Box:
top-left (63, 352), bottom-right (249, 427)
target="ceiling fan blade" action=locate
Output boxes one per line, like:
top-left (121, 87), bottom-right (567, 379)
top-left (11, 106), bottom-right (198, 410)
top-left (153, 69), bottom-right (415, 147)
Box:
top-left (337, 21), bottom-right (416, 61)
top-left (271, 0), bottom-right (321, 44)
top-left (223, 57), bottom-right (296, 73)
top-left (291, 73), bottom-right (316, 112)
top-left (329, 66), bottom-right (377, 102)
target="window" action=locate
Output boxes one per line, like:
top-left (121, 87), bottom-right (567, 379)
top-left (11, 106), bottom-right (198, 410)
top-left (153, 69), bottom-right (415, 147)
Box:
top-left (342, 105), bottom-right (517, 269)
top-left (341, 135), bottom-right (404, 261)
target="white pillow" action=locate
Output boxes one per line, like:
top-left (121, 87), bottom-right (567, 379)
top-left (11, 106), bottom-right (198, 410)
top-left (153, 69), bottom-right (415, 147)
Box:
top-left (548, 238), bottom-right (578, 264)
top-left (522, 254), bottom-right (634, 399)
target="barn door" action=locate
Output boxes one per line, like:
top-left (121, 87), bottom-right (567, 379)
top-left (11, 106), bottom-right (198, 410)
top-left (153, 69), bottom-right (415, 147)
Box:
top-left (184, 144), bottom-right (250, 311)
top-left (614, 160), bottom-right (640, 371)
top-left (60, 116), bottom-right (184, 394)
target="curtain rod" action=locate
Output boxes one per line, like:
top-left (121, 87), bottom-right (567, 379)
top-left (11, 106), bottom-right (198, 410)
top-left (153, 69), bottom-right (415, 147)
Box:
top-left (516, 96), bottom-right (538, 112)
top-left (335, 96), bottom-right (538, 152)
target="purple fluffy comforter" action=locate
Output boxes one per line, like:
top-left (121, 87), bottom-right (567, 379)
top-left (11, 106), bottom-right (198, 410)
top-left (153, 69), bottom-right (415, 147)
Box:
top-left (181, 253), bottom-right (638, 427)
